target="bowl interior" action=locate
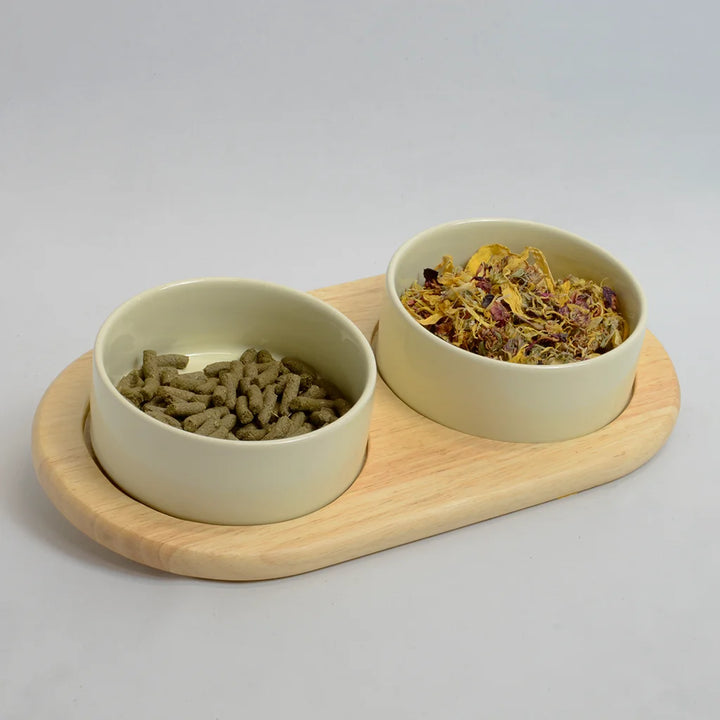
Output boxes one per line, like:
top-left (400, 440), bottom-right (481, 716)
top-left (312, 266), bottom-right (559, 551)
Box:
top-left (96, 278), bottom-right (373, 406)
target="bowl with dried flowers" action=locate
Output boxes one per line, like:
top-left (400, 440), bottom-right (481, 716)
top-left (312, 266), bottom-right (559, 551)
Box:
top-left (375, 219), bottom-right (646, 442)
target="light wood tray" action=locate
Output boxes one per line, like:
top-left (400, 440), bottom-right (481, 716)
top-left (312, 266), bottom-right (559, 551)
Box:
top-left (31, 275), bottom-right (680, 581)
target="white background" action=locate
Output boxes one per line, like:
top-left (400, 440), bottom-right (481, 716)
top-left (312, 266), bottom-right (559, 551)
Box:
top-left (2, 2), bottom-right (718, 718)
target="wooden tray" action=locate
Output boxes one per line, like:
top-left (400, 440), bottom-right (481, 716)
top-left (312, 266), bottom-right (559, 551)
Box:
top-left (31, 275), bottom-right (680, 581)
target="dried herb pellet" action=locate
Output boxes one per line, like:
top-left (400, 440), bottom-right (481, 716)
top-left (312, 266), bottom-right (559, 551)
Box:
top-left (194, 378), bottom-right (219, 394)
top-left (256, 349), bottom-right (274, 364)
top-left (196, 417), bottom-right (223, 436)
top-left (246, 384), bottom-right (263, 414)
top-left (279, 373), bottom-right (301, 415)
top-left (264, 416), bottom-right (291, 440)
top-left (257, 362), bottom-right (280, 389)
top-left (212, 384), bottom-right (228, 407)
top-left (145, 409), bottom-right (183, 429)
top-left (142, 350), bottom-right (159, 379)
top-left (288, 411), bottom-right (306, 435)
top-left (300, 384), bottom-right (326, 399)
top-left (240, 348), bottom-right (257, 364)
top-left (159, 366), bottom-right (179, 384)
top-left (156, 353), bottom-right (189, 369)
top-left (273, 373), bottom-right (290, 392)
top-left (289, 396), bottom-right (336, 412)
top-left (169, 372), bottom-right (207, 391)
top-left (313, 377), bottom-right (343, 400)
top-left (203, 361), bottom-right (232, 377)
top-left (235, 395), bottom-right (254, 425)
top-left (141, 377), bottom-right (160, 401)
top-left (141, 352), bottom-right (157, 382)
top-left (204, 413), bottom-right (238, 438)
top-left (281, 357), bottom-right (317, 378)
top-left (219, 368), bottom-right (240, 409)
top-left (118, 385), bottom-right (144, 406)
top-left (235, 424), bottom-right (267, 441)
top-left (243, 363), bottom-right (259, 380)
top-left (257, 385), bottom-right (278, 427)
top-left (119, 369), bottom-right (143, 388)
top-left (157, 385), bottom-right (195, 402)
top-left (183, 405), bottom-right (229, 432)
top-left (310, 407), bottom-right (337, 426)
top-left (334, 398), bottom-right (352, 416)
top-left (166, 401), bottom-right (207, 418)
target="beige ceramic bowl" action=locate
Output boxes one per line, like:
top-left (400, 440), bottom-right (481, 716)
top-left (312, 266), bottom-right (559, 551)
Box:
top-left (375, 219), bottom-right (647, 442)
top-left (91, 278), bottom-right (376, 525)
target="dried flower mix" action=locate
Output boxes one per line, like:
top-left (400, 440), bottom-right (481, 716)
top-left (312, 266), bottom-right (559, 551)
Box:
top-left (116, 349), bottom-right (351, 440)
top-left (400, 244), bottom-right (627, 365)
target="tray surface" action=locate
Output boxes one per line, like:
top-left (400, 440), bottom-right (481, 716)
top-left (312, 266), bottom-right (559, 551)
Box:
top-left (31, 275), bottom-right (680, 580)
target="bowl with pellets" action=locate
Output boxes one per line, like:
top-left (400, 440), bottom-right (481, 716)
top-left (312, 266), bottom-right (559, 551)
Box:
top-left (91, 277), bottom-right (376, 525)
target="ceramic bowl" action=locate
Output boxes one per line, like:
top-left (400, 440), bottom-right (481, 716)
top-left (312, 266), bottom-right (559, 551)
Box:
top-left (91, 278), bottom-right (376, 525)
top-left (375, 219), bottom-right (647, 442)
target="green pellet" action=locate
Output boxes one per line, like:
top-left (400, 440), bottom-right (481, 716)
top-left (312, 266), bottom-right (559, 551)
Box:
top-left (243, 363), bottom-right (259, 380)
top-left (119, 369), bottom-right (143, 388)
top-left (183, 406), bottom-right (228, 432)
top-left (169, 372), bottom-right (208, 391)
top-left (119, 385), bottom-right (144, 406)
top-left (203, 361), bottom-right (232, 377)
top-left (301, 384), bottom-right (327, 399)
top-left (257, 362), bottom-right (280, 389)
top-left (334, 398), bottom-right (352, 416)
top-left (194, 378), bottom-right (220, 394)
top-left (256, 349), bottom-right (274, 364)
top-left (281, 357), bottom-right (317, 378)
top-left (289, 396), bottom-right (336, 412)
top-left (257, 385), bottom-right (278, 427)
top-left (235, 424), bottom-right (267, 441)
top-left (314, 377), bottom-right (343, 400)
top-left (310, 407), bottom-right (338, 426)
top-left (156, 353), bottom-right (189, 369)
top-left (196, 417), bottom-right (223, 436)
top-left (212, 384), bottom-right (228, 407)
top-left (142, 350), bottom-right (160, 380)
top-left (235, 395), bottom-right (254, 425)
top-left (288, 411), bottom-right (306, 435)
top-left (247, 384), bottom-right (263, 414)
top-left (141, 377), bottom-right (160, 401)
top-left (159, 366), bottom-right (179, 384)
top-left (240, 348), bottom-right (257, 364)
top-left (219, 368), bottom-right (240, 409)
top-left (157, 385), bottom-right (195, 402)
top-left (279, 374), bottom-right (301, 415)
top-left (273, 373), bottom-right (290, 392)
top-left (206, 413), bottom-right (238, 438)
top-left (166, 401), bottom-right (207, 418)
top-left (145, 409), bottom-right (182, 429)
top-left (264, 415), bottom-right (291, 440)
top-left (142, 350), bottom-right (159, 381)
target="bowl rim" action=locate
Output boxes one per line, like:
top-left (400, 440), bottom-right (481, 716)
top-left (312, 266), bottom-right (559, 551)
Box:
top-left (93, 276), bottom-right (377, 447)
top-left (384, 217), bottom-right (648, 373)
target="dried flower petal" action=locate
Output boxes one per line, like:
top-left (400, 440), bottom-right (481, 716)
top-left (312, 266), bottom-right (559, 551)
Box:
top-left (400, 244), bottom-right (627, 365)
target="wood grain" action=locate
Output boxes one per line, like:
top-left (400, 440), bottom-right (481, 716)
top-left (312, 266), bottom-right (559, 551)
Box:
top-left (31, 275), bottom-right (680, 581)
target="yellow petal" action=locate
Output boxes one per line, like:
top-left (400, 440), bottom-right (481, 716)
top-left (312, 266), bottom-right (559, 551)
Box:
top-left (465, 244), bottom-right (510, 276)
